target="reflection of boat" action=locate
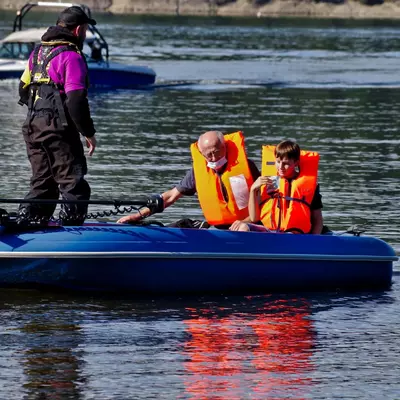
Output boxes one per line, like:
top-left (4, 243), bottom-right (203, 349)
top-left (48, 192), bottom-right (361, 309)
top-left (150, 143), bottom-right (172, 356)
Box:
top-left (0, 221), bottom-right (397, 293)
top-left (22, 321), bottom-right (83, 398)
top-left (182, 298), bottom-right (315, 398)
top-left (0, 2), bottom-right (156, 88)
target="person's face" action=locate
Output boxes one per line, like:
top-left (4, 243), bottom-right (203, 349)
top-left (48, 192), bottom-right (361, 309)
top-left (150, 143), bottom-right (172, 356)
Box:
top-left (276, 156), bottom-right (299, 179)
top-left (78, 24), bottom-right (88, 42)
top-left (201, 142), bottom-right (226, 163)
top-left (73, 24), bottom-right (88, 48)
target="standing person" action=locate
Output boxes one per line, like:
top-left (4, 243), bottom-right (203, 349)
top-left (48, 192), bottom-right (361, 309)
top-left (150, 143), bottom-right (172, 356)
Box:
top-left (18, 6), bottom-right (97, 225)
top-left (117, 130), bottom-right (261, 229)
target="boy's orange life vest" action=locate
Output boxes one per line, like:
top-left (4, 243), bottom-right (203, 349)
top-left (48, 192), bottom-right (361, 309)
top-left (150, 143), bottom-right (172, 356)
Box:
top-left (260, 145), bottom-right (319, 233)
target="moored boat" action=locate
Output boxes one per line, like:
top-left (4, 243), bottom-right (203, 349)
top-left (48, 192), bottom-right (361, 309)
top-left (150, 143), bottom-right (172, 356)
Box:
top-left (0, 221), bottom-right (396, 294)
top-left (0, 2), bottom-right (156, 88)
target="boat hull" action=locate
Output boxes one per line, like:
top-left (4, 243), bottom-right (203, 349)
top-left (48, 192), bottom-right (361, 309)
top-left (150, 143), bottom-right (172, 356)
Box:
top-left (85, 62), bottom-right (156, 88)
top-left (0, 59), bottom-right (156, 88)
top-left (0, 224), bottom-right (396, 293)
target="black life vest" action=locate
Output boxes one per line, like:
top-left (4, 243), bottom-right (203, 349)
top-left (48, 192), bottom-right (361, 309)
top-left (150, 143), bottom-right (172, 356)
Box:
top-left (23, 43), bottom-right (88, 129)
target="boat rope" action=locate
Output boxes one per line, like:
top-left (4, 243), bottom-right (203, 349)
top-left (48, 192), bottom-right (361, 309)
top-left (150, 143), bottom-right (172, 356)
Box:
top-left (338, 224), bottom-right (368, 237)
top-left (0, 204), bottom-right (143, 228)
top-left (0, 195), bottom-right (165, 228)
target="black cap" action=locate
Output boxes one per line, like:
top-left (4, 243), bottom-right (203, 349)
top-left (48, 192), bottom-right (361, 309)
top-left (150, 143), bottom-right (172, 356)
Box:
top-left (57, 6), bottom-right (97, 28)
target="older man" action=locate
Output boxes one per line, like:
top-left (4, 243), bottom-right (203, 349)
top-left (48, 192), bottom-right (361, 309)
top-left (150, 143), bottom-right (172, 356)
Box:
top-left (117, 130), bottom-right (260, 229)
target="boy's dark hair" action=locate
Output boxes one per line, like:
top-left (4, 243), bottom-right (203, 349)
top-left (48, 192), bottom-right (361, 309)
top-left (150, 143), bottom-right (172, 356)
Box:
top-left (275, 140), bottom-right (300, 161)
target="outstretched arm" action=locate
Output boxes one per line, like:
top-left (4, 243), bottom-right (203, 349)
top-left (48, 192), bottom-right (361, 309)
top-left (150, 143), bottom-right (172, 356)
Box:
top-left (117, 187), bottom-right (183, 224)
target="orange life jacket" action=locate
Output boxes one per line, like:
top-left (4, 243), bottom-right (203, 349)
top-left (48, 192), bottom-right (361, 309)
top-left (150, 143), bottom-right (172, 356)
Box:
top-left (260, 145), bottom-right (319, 233)
top-left (191, 131), bottom-right (254, 225)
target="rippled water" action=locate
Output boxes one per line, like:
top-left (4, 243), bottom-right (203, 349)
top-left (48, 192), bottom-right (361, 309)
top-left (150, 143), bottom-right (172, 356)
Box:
top-left (1, 289), bottom-right (399, 399)
top-left (0, 13), bottom-right (399, 398)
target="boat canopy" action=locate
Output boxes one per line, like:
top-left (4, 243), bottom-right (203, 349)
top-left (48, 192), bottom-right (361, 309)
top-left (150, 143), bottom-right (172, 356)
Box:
top-left (1, 28), bottom-right (96, 44)
top-left (0, 2), bottom-right (108, 62)
top-left (0, 26), bottom-right (97, 61)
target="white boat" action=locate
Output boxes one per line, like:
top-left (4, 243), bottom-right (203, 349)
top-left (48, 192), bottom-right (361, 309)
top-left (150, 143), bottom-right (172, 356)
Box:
top-left (0, 2), bottom-right (156, 88)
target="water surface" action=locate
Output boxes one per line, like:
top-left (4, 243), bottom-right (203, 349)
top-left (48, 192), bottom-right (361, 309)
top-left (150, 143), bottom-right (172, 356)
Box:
top-left (0, 13), bottom-right (399, 399)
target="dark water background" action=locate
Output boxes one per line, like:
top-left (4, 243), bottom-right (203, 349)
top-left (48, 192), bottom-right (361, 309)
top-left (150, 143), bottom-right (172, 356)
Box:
top-left (0, 11), bottom-right (399, 399)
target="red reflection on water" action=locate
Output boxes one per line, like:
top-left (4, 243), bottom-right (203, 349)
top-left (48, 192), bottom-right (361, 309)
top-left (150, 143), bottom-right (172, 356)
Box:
top-left (182, 298), bottom-right (315, 399)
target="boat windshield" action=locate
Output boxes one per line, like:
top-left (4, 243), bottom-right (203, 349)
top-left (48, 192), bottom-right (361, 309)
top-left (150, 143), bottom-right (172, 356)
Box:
top-left (0, 42), bottom-right (34, 60)
top-left (0, 40), bottom-right (105, 64)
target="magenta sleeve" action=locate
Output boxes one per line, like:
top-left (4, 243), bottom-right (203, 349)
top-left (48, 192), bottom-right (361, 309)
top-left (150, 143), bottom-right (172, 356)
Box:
top-left (48, 50), bottom-right (87, 93)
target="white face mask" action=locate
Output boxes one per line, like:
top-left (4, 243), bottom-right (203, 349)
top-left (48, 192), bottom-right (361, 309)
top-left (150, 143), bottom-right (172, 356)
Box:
top-left (207, 156), bottom-right (227, 170)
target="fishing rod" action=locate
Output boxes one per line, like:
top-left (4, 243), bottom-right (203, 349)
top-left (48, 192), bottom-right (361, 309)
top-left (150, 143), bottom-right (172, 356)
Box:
top-left (0, 195), bottom-right (164, 213)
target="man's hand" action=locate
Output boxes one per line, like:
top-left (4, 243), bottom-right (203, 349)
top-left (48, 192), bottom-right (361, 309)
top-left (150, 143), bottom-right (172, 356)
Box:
top-left (117, 213), bottom-right (143, 224)
top-left (85, 135), bottom-right (97, 156)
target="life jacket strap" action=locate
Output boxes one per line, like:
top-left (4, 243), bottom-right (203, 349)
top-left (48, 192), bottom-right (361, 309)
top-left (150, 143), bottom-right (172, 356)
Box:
top-left (269, 193), bottom-right (311, 233)
top-left (271, 192), bottom-right (311, 209)
top-left (53, 89), bottom-right (68, 127)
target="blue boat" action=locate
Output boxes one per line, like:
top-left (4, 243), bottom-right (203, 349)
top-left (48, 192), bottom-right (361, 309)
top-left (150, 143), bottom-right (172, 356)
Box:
top-left (0, 2), bottom-right (156, 88)
top-left (0, 222), bottom-right (396, 294)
